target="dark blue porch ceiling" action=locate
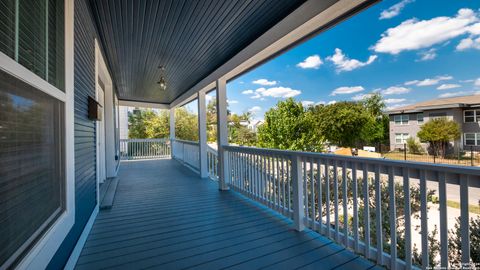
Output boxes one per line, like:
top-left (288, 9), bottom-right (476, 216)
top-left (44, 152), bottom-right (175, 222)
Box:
top-left (89, 0), bottom-right (310, 104)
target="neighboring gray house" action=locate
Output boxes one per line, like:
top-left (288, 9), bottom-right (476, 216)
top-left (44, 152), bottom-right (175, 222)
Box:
top-left (388, 95), bottom-right (480, 151)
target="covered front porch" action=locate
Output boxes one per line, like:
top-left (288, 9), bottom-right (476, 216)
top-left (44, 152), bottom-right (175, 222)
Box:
top-left (75, 159), bottom-right (378, 270)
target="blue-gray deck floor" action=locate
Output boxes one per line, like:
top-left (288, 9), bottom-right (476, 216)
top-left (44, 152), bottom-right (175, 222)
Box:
top-left (75, 159), bottom-right (382, 270)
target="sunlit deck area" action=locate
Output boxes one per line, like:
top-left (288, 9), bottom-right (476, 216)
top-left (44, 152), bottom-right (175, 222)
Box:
top-left (75, 159), bottom-right (379, 270)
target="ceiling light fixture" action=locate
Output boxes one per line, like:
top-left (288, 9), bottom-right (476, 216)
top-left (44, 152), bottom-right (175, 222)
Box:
top-left (157, 66), bottom-right (167, 91)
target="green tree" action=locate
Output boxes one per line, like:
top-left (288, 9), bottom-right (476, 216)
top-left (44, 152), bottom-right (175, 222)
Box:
top-left (128, 109), bottom-right (170, 139)
top-left (257, 98), bottom-right (324, 151)
top-left (417, 118), bottom-right (460, 157)
top-left (174, 107), bottom-right (199, 141)
top-left (316, 101), bottom-right (371, 147)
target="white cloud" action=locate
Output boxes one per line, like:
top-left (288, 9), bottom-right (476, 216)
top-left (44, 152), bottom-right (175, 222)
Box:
top-left (384, 98), bottom-right (407, 104)
top-left (381, 86), bottom-right (411, 95)
top-left (379, 0), bottom-right (414, 20)
top-left (315, 101), bottom-right (326, 106)
top-left (251, 86), bottom-right (301, 99)
top-left (373, 8), bottom-right (479, 54)
top-left (327, 101), bottom-right (337, 105)
top-left (326, 48), bottom-right (377, 72)
top-left (227, 99), bottom-right (238, 104)
top-left (456, 36), bottom-right (480, 50)
top-left (331, 86), bottom-right (365, 96)
top-left (418, 48), bottom-right (437, 61)
top-left (405, 75), bottom-right (453, 86)
top-left (252, 79), bottom-right (277, 86)
top-left (242, 89), bottom-right (254, 95)
top-left (437, 84), bottom-right (461, 90)
top-left (351, 93), bottom-right (373, 101)
top-left (248, 106), bottom-right (262, 113)
top-left (297, 55), bottom-right (323, 69)
top-left (439, 91), bottom-right (480, 98)
top-left (301, 101), bottom-right (315, 107)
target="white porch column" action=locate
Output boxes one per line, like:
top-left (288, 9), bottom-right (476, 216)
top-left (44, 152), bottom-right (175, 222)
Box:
top-left (216, 78), bottom-right (229, 190)
top-left (198, 91), bottom-right (208, 178)
top-left (170, 108), bottom-right (175, 158)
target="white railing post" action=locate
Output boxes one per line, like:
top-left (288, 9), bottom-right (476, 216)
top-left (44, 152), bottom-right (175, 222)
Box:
top-left (216, 78), bottom-right (229, 190)
top-left (292, 155), bottom-right (304, 231)
top-left (198, 91), bottom-right (208, 178)
top-left (170, 107), bottom-right (175, 158)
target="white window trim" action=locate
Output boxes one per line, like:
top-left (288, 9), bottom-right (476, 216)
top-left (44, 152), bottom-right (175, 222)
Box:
top-left (394, 115), bottom-right (409, 125)
top-left (464, 133), bottom-right (479, 146)
top-left (4, 1), bottom-right (76, 269)
top-left (464, 109), bottom-right (477, 123)
top-left (417, 113), bottom-right (424, 124)
top-left (395, 133), bottom-right (409, 144)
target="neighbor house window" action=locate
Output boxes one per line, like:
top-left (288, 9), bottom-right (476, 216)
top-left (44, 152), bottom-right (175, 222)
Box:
top-left (417, 113), bottom-right (424, 124)
top-left (464, 110), bottom-right (480, 123)
top-left (464, 133), bottom-right (480, 146)
top-left (394, 114), bottom-right (409, 125)
top-left (395, 133), bottom-right (409, 144)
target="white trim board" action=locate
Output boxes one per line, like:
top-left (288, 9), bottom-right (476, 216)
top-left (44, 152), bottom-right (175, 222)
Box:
top-left (170, 0), bottom-right (376, 108)
top-left (63, 206), bottom-right (99, 270)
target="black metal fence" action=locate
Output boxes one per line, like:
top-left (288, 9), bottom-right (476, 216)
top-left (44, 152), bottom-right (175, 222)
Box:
top-left (378, 144), bottom-right (480, 167)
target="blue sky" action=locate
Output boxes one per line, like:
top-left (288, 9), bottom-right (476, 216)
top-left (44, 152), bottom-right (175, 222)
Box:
top-left (195, 0), bottom-right (480, 120)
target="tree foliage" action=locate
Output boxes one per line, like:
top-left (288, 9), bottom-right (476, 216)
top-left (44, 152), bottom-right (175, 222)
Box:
top-left (257, 98), bottom-right (324, 151)
top-left (417, 118), bottom-right (460, 157)
top-left (257, 94), bottom-right (388, 150)
top-left (128, 107), bottom-right (199, 141)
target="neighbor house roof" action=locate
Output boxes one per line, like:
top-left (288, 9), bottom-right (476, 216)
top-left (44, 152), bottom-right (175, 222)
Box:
top-left (388, 94), bottom-right (480, 114)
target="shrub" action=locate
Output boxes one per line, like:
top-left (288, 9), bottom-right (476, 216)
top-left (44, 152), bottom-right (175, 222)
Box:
top-left (407, 137), bottom-right (424, 154)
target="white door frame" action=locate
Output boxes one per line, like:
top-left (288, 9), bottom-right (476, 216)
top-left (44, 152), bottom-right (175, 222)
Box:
top-left (95, 39), bottom-right (115, 200)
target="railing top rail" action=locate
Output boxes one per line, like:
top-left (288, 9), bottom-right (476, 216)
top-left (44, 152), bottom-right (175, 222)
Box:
top-left (223, 145), bottom-right (480, 176)
top-left (172, 139), bottom-right (200, 146)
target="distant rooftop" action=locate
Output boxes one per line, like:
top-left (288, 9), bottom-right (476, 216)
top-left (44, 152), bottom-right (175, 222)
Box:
top-left (388, 94), bottom-right (480, 114)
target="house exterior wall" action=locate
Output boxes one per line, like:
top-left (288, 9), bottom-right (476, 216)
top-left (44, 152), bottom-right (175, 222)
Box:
top-left (47, 0), bottom-right (99, 268)
top-left (389, 112), bottom-right (422, 150)
top-left (389, 107), bottom-right (480, 152)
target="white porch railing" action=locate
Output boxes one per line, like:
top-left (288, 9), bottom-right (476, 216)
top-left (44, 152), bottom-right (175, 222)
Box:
top-left (207, 145), bottom-right (219, 180)
top-left (223, 145), bottom-right (480, 270)
top-left (172, 139), bottom-right (200, 170)
top-left (120, 138), bottom-right (170, 160)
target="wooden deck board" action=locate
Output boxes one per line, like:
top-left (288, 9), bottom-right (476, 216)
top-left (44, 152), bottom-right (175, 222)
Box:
top-left (76, 159), bottom-right (379, 270)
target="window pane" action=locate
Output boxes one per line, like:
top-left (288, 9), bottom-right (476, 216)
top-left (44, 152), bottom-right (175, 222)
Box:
top-left (47, 0), bottom-right (65, 91)
top-left (394, 115), bottom-right (400, 124)
top-left (417, 113), bottom-right (423, 123)
top-left (0, 70), bottom-right (64, 269)
top-left (18, 0), bottom-right (47, 80)
top-left (0, 0), bottom-right (16, 58)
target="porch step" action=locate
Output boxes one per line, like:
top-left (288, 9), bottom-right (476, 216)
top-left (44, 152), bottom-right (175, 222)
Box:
top-left (100, 177), bottom-right (119, 210)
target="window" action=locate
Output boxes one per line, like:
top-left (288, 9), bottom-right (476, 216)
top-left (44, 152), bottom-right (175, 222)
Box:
top-left (394, 114), bottom-right (409, 125)
top-left (465, 133), bottom-right (480, 146)
top-left (464, 110), bottom-right (475, 123)
top-left (417, 113), bottom-right (424, 124)
top-left (0, 0), bottom-right (64, 91)
top-left (395, 133), bottom-right (409, 144)
top-left (0, 71), bottom-right (65, 269)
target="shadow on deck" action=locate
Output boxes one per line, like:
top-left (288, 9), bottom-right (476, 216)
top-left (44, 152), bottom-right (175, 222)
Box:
top-left (75, 159), bottom-right (381, 270)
